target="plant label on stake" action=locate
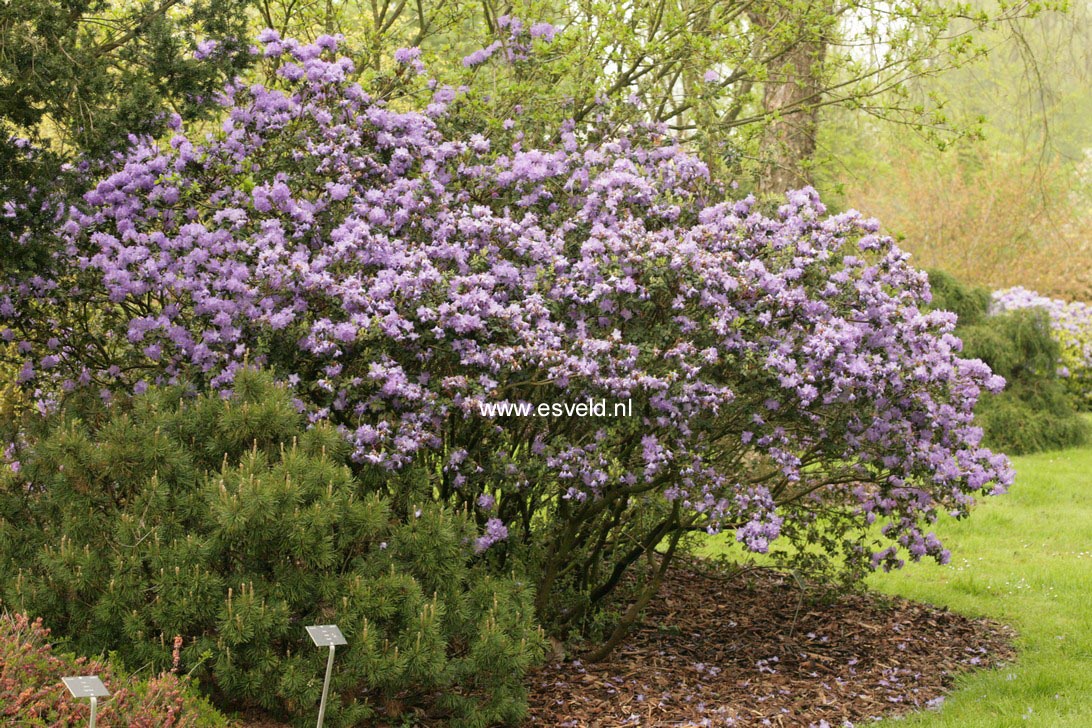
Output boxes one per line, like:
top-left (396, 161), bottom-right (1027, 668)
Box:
top-left (306, 624), bottom-right (346, 728)
top-left (61, 676), bottom-right (110, 728)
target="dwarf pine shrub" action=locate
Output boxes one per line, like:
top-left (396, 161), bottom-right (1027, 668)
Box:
top-left (0, 369), bottom-right (543, 726)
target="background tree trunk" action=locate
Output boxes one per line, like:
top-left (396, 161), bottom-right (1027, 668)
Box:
top-left (749, 4), bottom-right (831, 196)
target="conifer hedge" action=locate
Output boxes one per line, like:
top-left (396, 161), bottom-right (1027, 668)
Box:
top-left (926, 270), bottom-right (1089, 454)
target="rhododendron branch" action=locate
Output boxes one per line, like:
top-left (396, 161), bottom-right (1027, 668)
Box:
top-left (585, 516), bottom-right (683, 662)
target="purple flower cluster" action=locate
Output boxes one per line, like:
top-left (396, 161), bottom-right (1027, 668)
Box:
top-left (393, 46), bottom-right (426, 75)
top-left (462, 14), bottom-right (557, 67)
top-left (0, 32), bottom-right (1011, 567)
top-left (474, 517), bottom-right (509, 553)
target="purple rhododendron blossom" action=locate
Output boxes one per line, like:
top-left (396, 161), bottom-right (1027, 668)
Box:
top-left (195, 40), bottom-right (219, 60)
top-left (0, 31), bottom-right (1013, 574)
top-left (463, 42), bottom-right (500, 67)
top-left (530, 22), bottom-right (557, 41)
top-left (475, 517), bottom-right (509, 552)
top-left (393, 46), bottom-right (426, 74)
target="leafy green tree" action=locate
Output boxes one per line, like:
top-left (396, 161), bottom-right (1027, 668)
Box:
top-left (266, 0), bottom-right (1059, 192)
top-left (1, 0), bottom-right (254, 156)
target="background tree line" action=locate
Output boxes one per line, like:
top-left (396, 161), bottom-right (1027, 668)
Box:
top-left (3, 0), bottom-right (1074, 212)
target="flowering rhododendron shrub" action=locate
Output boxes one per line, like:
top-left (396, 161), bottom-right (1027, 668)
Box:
top-left (992, 286), bottom-right (1092, 408)
top-left (1, 32), bottom-right (1012, 653)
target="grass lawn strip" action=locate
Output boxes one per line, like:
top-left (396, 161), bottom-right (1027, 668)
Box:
top-left (869, 444), bottom-right (1092, 728)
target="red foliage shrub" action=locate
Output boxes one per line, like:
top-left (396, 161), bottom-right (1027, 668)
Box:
top-left (0, 612), bottom-right (229, 727)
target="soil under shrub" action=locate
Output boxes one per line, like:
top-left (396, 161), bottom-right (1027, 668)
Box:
top-left (524, 560), bottom-right (1013, 727)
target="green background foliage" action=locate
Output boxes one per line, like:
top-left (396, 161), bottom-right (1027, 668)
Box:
top-left (925, 270), bottom-right (1089, 454)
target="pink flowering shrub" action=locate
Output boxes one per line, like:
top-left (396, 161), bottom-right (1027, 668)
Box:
top-left (0, 32), bottom-right (1012, 649)
top-left (0, 612), bottom-right (228, 727)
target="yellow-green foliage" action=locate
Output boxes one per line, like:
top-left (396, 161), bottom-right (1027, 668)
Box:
top-left (0, 343), bottom-right (28, 423)
top-left (1054, 326), bottom-right (1092, 409)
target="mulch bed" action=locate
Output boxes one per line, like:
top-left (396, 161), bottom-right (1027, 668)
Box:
top-left (525, 561), bottom-right (1015, 727)
top-left (241, 560), bottom-right (1013, 727)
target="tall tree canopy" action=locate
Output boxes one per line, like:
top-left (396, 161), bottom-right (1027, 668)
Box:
top-left (0, 0), bottom-right (1063, 274)
top-left (250, 0), bottom-right (1059, 192)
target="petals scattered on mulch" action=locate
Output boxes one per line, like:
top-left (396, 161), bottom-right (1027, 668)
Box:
top-left (525, 562), bottom-right (1014, 727)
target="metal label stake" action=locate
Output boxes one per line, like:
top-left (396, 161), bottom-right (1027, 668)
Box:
top-left (305, 624), bottom-right (347, 728)
top-left (62, 676), bottom-right (110, 728)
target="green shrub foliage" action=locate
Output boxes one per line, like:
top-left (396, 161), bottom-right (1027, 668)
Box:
top-left (0, 369), bottom-right (543, 726)
top-left (972, 377), bottom-right (1090, 455)
top-left (960, 310), bottom-right (1090, 454)
top-left (925, 269), bottom-right (992, 326)
top-left (992, 286), bottom-right (1092, 410)
top-left (926, 270), bottom-right (1089, 454)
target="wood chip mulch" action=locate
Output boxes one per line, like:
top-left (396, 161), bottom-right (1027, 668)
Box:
top-left (524, 561), bottom-right (1015, 727)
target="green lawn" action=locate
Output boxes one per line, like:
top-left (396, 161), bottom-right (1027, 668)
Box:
top-left (703, 444), bottom-right (1092, 727)
top-left (868, 446), bottom-right (1092, 727)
